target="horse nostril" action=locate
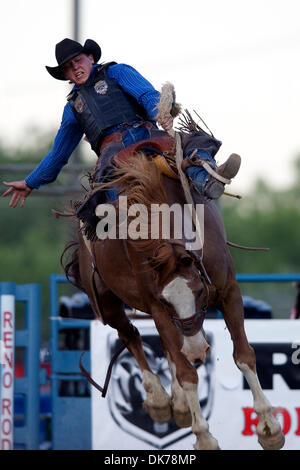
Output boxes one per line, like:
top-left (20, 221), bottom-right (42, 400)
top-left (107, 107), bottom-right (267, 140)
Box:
top-left (193, 358), bottom-right (203, 365)
top-left (180, 255), bottom-right (193, 267)
top-left (197, 288), bottom-right (204, 298)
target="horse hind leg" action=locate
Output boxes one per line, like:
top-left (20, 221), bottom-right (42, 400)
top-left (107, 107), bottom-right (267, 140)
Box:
top-left (237, 362), bottom-right (285, 450)
top-left (219, 281), bottom-right (285, 450)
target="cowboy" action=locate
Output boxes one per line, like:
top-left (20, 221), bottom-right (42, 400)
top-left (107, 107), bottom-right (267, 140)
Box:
top-left (2, 38), bottom-right (240, 208)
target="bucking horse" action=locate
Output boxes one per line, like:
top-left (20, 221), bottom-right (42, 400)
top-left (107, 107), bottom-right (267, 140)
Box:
top-left (60, 84), bottom-right (285, 450)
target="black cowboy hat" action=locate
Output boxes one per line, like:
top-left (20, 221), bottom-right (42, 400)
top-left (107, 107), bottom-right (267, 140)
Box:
top-left (46, 38), bottom-right (101, 80)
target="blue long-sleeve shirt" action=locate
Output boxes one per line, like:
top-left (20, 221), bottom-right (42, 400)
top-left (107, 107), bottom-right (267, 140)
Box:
top-left (25, 64), bottom-right (160, 189)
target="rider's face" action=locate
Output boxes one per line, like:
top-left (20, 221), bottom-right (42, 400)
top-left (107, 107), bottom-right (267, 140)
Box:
top-left (63, 53), bottom-right (94, 86)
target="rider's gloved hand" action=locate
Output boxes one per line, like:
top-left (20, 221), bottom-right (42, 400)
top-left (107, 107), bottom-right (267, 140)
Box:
top-left (157, 114), bottom-right (174, 131)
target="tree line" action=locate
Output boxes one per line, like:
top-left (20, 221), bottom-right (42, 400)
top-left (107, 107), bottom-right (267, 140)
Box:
top-left (0, 133), bottom-right (299, 336)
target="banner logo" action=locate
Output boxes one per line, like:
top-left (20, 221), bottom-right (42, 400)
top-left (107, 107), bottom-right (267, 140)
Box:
top-left (106, 328), bottom-right (215, 448)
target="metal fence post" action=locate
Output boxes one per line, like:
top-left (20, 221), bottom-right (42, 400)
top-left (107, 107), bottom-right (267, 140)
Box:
top-left (0, 282), bottom-right (41, 450)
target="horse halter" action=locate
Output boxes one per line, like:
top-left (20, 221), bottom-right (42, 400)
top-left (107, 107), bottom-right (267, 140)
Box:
top-left (171, 308), bottom-right (207, 337)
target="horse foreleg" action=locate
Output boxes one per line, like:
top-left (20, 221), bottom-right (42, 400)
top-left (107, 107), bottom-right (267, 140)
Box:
top-left (152, 309), bottom-right (219, 450)
top-left (170, 353), bottom-right (219, 450)
top-left (99, 291), bottom-right (171, 422)
top-left (127, 333), bottom-right (171, 422)
top-left (183, 381), bottom-right (219, 450)
top-left (125, 325), bottom-right (171, 423)
top-left (117, 320), bottom-right (171, 423)
top-left (162, 349), bottom-right (192, 428)
top-left (142, 369), bottom-right (172, 423)
top-left (220, 281), bottom-right (285, 450)
top-left (158, 319), bottom-right (191, 427)
top-left (169, 368), bottom-right (192, 428)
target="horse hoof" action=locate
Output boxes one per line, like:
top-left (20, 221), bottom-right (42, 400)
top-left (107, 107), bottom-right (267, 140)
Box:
top-left (258, 429), bottom-right (285, 450)
top-left (172, 410), bottom-right (192, 428)
top-left (142, 370), bottom-right (172, 422)
top-left (193, 432), bottom-right (220, 451)
top-left (143, 401), bottom-right (172, 423)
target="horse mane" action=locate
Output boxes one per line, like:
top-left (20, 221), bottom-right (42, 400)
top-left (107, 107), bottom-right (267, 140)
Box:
top-left (60, 153), bottom-right (186, 288)
top-left (109, 152), bottom-right (167, 207)
top-left (100, 153), bottom-right (179, 278)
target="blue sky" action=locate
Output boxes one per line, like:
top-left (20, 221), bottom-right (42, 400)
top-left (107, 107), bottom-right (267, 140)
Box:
top-left (2, 0), bottom-right (300, 193)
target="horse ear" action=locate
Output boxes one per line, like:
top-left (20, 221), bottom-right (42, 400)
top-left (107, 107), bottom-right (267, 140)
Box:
top-left (179, 254), bottom-right (193, 267)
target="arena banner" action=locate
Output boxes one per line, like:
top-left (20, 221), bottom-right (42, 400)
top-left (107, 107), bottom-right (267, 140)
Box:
top-left (91, 319), bottom-right (300, 451)
top-left (0, 294), bottom-right (15, 450)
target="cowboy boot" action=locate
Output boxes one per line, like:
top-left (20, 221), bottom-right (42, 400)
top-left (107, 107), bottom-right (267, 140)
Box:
top-left (183, 152), bottom-right (241, 199)
top-left (204, 153), bottom-right (241, 199)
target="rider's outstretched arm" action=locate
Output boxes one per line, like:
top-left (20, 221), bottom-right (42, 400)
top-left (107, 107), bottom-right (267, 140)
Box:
top-left (2, 104), bottom-right (83, 208)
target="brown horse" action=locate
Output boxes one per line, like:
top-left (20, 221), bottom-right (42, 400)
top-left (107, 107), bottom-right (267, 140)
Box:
top-left (64, 152), bottom-right (285, 450)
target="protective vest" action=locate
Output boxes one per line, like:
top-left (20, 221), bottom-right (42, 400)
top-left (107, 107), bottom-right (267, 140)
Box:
top-left (67, 62), bottom-right (148, 153)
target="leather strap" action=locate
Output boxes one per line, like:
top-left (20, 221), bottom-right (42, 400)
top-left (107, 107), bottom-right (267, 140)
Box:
top-left (171, 310), bottom-right (206, 337)
top-left (79, 346), bottom-right (126, 398)
top-left (201, 161), bottom-right (231, 184)
top-left (79, 324), bottom-right (139, 397)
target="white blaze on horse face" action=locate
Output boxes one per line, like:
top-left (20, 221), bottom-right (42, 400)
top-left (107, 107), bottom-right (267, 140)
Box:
top-left (162, 276), bottom-right (209, 363)
top-left (162, 276), bottom-right (195, 318)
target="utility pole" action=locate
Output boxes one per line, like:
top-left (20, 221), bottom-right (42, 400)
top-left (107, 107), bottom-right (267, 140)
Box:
top-left (72, 0), bottom-right (81, 165)
top-left (73, 0), bottom-right (80, 42)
